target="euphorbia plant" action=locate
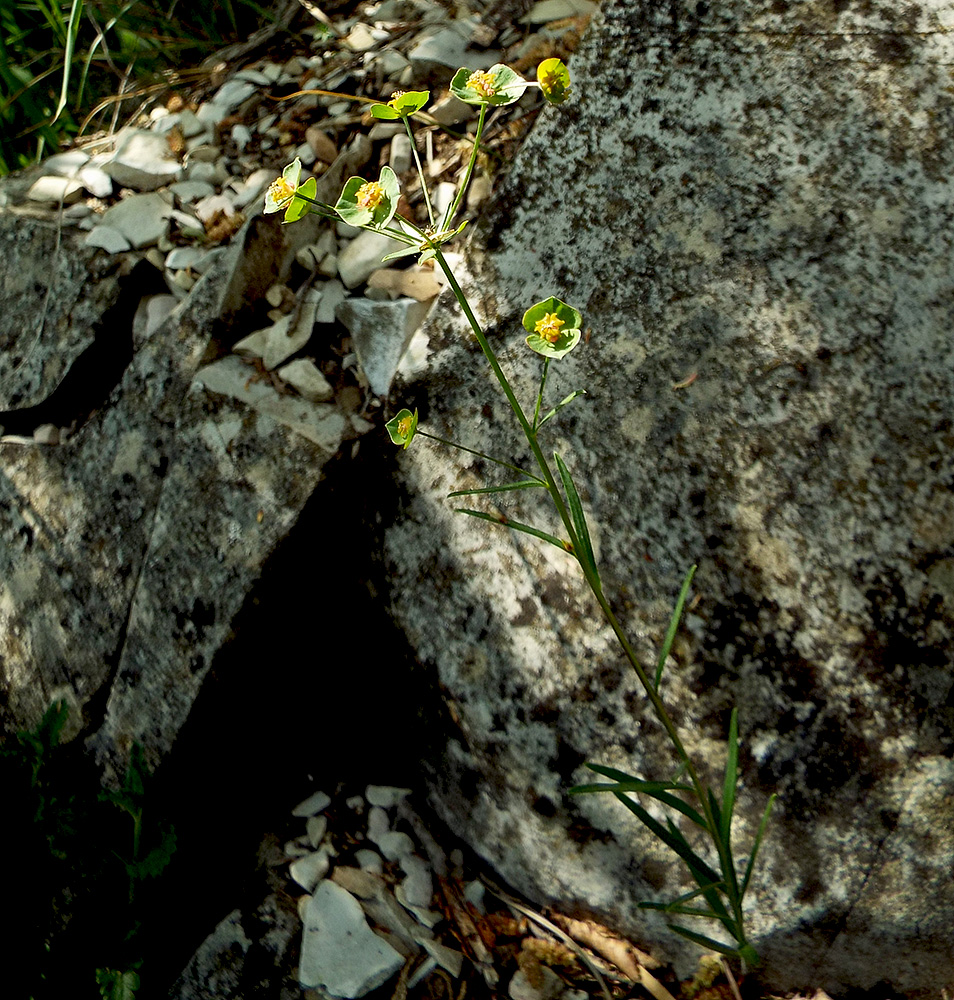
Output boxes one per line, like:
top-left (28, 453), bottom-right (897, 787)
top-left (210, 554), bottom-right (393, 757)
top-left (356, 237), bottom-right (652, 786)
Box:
top-left (266, 59), bottom-right (773, 969)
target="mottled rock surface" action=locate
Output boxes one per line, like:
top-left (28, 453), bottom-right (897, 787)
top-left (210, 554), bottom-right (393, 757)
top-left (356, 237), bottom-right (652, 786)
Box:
top-left (0, 209), bottom-right (349, 775)
top-left (384, 0), bottom-right (954, 994)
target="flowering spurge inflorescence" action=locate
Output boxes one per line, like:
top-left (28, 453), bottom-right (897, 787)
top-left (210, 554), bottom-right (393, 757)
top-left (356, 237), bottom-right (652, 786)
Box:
top-left (385, 408), bottom-right (418, 449)
top-left (370, 89), bottom-right (430, 120)
top-left (334, 166), bottom-right (400, 229)
top-left (523, 298), bottom-right (583, 360)
top-left (536, 58), bottom-right (571, 105)
top-left (263, 157), bottom-right (317, 223)
top-left (450, 64), bottom-right (529, 106)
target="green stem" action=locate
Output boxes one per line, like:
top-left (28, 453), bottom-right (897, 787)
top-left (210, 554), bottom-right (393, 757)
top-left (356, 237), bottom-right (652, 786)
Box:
top-left (434, 247), bottom-right (750, 952)
top-left (533, 357), bottom-right (550, 432)
top-left (444, 102), bottom-right (487, 229)
top-left (418, 430), bottom-right (542, 483)
top-left (403, 114), bottom-right (434, 229)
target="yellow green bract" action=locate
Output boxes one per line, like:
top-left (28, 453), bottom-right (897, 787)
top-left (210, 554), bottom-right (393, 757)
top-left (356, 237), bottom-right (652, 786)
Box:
top-left (537, 58), bottom-right (571, 105)
top-left (523, 297), bottom-right (583, 360)
top-left (386, 408), bottom-right (419, 449)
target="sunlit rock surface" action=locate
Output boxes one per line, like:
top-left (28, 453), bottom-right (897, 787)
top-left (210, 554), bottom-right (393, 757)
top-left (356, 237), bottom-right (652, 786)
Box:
top-left (385, 0), bottom-right (954, 993)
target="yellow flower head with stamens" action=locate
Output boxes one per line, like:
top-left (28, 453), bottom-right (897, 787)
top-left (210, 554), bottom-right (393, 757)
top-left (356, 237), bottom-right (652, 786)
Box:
top-left (264, 158), bottom-right (303, 214)
top-left (466, 70), bottom-right (497, 98)
top-left (356, 181), bottom-right (385, 211)
top-left (268, 175), bottom-right (295, 206)
top-left (397, 414), bottom-right (412, 437)
top-left (388, 90), bottom-right (407, 108)
top-left (534, 312), bottom-right (565, 343)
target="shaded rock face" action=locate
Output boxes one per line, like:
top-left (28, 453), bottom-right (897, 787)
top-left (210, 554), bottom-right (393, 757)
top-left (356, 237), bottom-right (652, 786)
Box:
top-left (384, 0), bottom-right (954, 994)
top-left (0, 209), bottom-right (340, 774)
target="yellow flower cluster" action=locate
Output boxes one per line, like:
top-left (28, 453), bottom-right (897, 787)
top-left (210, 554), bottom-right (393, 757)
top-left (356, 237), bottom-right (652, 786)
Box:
top-left (466, 70), bottom-right (496, 98)
top-left (356, 181), bottom-right (385, 210)
top-left (267, 175), bottom-right (296, 207)
top-left (534, 312), bottom-right (565, 343)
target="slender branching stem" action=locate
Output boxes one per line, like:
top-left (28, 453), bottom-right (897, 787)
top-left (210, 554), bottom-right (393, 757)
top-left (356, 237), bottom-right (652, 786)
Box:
top-left (403, 114), bottom-right (435, 228)
top-left (533, 357), bottom-right (550, 432)
top-left (444, 103), bottom-right (487, 229)
top-left (418, 430), bottom-right (543, 482)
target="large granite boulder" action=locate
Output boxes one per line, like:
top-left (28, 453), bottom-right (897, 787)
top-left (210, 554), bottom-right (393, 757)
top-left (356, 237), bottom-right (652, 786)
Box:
top-left (384, 0), bottom-right (954, 994)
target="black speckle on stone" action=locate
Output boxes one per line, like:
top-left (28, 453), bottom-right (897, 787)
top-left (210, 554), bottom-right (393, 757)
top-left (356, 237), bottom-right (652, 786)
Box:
top-left (530, 699), bottom-right (560, 725)
top-left (531, 794), bottom-right (557, 818)
top-left (872, 32), bottom-right (912, 66)
top-left (553, 738), bottom-right (586, 781)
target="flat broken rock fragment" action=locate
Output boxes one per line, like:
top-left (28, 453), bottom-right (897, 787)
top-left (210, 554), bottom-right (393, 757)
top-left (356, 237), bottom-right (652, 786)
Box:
top-left (299, 880), bottom-right (404, 996)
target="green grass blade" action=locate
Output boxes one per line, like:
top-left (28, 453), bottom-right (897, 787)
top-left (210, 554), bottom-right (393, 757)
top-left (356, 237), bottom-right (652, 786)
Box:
top-left (52, 0), bottom-right (83, 125)
top-left (654, 564), bottom-right (696, 690)
top-left (554, 452), bottom-right (600, 586)
top-left (447, 479), bottom-right (547, 498)
top-left (721, 708), bottom-right (739, 847)
top-left (741, 792), bottom-right (777, 897)
top-left (455, 508), bottom-right (569, 553)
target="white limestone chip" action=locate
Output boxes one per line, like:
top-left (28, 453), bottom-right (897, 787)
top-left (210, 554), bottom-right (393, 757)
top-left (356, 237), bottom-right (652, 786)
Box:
top-left (292, 790), bottom-right (331, 817)
top-left (290, 848), bottom-right (331, 892)
top-left (299, 881), bottom-right (404, 995)
top-left (27, 176), bottom-right (83, 204)
top-left (278, 359), bottom-right (334, 403)
top-left (366, 785), bottom-right (412, 808)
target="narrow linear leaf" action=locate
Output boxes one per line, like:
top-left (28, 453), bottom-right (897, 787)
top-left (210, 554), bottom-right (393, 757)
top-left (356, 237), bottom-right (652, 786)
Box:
top-left (655, 564), bottom-right (696, 690)
top-left (571, 774), bottom-right (707, 831)
top-left (538, 389), bottom-right (586, 429)
top-left (610, 790), bottom-right (722, 889)
top-left (641, 880), bottom-right (729, 910)
top-left (721, 708), bottom-right (739, 847)
top-left (554, 452), bottom-right (600, 587)
top-left (707, 788), bottom-right (723, 841)
top-left (639, 902), bottom-right (725, 919)
top-left (580, 762), bottom-right (691, 787)
top-left (741, 792), bottom-right (777, 897)
top-left (668, 925), bottom-right (743, 958)
top-left (455, 508), bottom-right (569, 553)
top-left (448, 479), bottom-right (547, 498)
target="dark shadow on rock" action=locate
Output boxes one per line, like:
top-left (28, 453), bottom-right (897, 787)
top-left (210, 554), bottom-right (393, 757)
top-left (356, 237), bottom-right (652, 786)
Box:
top-left (127, 429), bottom-right (452, 995)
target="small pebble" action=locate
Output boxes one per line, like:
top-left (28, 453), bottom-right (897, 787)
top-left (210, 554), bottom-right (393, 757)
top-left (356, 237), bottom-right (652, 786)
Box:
top-left (293, 790), bottom-right (331, 817)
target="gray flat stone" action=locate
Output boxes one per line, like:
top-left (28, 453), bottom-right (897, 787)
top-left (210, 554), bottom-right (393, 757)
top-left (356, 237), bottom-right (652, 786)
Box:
top-left (84, 225), bottom-right (132, 253)
top-left (101, 129), bottom-right (181, 191)
top-left (100, 192), bottom-right (170, 249)
top-left (299, 881), bottom-right (404, 996)
top-left (337, 297), bottom-right (432, 396)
